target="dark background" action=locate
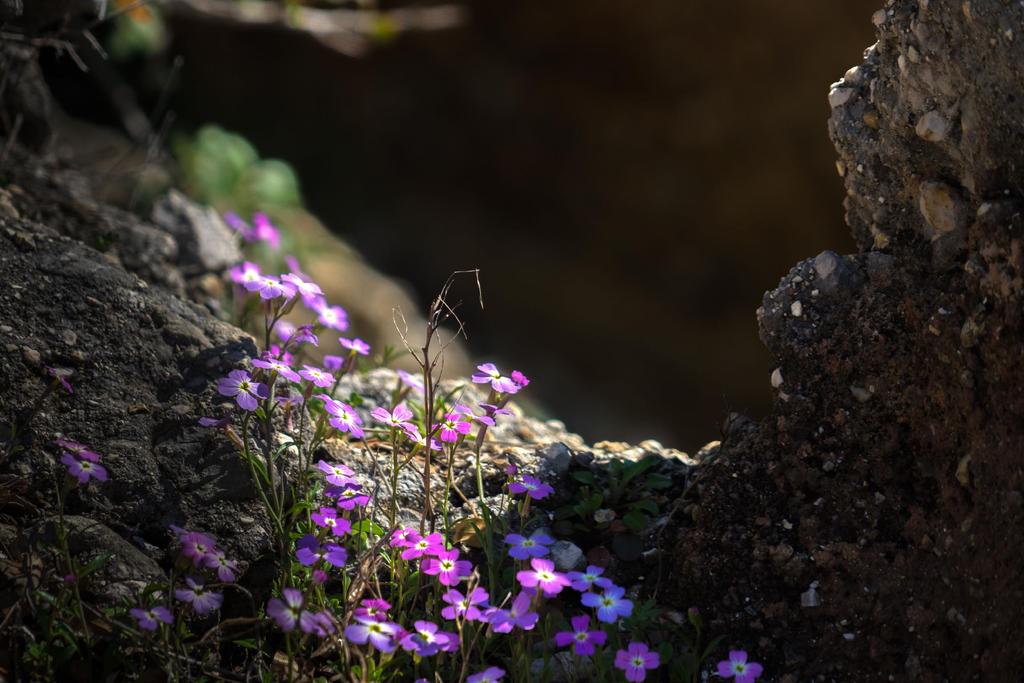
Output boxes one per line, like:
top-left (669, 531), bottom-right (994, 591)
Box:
top-left (53, 0), bottom-right (879, 449)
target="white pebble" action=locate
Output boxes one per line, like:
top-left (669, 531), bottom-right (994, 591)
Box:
top-left (790, 301), bottom-right (803, 317)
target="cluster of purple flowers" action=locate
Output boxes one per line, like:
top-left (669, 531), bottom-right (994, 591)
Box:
top-left (56, 438), bottom-right (107, 485)
top-left (224, 212), bottom-right (281, 249)
top-left (267, 588), bottom-right (336, 636)
top-left (470, 363), bottom-right (529, 396)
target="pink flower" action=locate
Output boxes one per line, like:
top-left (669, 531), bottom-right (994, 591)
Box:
top-left (251, 213), bottom-right (280, 248)
top-left (441, 587), bottom-right (489, 621)
top-left (400, 620), bottom-right (450, 657)
top-left (311, 507), bottom-right (352, 537)
top-left (371, 403), bottom-right (415, 432)
top-left (314, 300), bottom-right (349, 331)
top-left (339, 337), bottom-right (370, 356)
top-left (471, 362), bottom-right (519, 394)
top-left (397, 370), bottom-right (424, 393)
top-left (331, 483), bottom-right (371, 510)
top-left (390, 527), bottom-right (421, 548)
top-left (401, 532), bottom-right (445, 560)
top-left (244, 275), bottom-right (294, 300)
top-left (615, 642), bottom-right (660, 682)
top-left (422, 548), bottom-right (472, 586)
top-left (252, 355), bottom-right (301, 383)
top-left (300, 365), bottom-right (334, 388)
top-left (317, 395), bottom-right (365, 439)
top-left (717, 650), bottom-right (763, 683)
top-left (176, 529), bottom-right (217, 566)
top-left (438, 412), bottom-right (472, 443)
top-left (516, 558), bottom-right (570, 596)
top-left (485, 591), bottom-right (538, 633)
top-left (281, 273), bottom-right (322, 302)
top-left (229, 261), bottom-right (261, 286)
top-left (354, 598), bottom-right (391, 621)
top-left (554, 614), bottom-right (607, 656)
top-left (344, 617), bottom-right (398, 652)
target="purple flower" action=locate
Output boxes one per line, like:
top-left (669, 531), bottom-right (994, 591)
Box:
top-left (299, 610), bottom-right (336, 637)
top-left (454, 404), bottom-right (495, 427)
top-left (224, 212), bottom-right (250, 237)
top-left (252, 355), bottom-right (301, 383)
top-left (404, 426), bottom-right (442, 451)
top-left (47, 366), bottom-right (73, 394)
top-left (176, 530), bottom-right (217, 566)
top-left (55, 439), bottom-right (99, 461)
top-left (317, 395), bottom-right (365, 439)
top-left (323, 354), bottom-right (345, 372)
top-left (267, 588), bottom-right (304, 632)
top-left (441, 587), bottom-right (489, 621)
top-left (467, 667), bottom-right (505, 683)
top-left (353, 598), bottom-right (390, 621)
top-left (244, 275), bottom-right (294, 300)
top-left (390, 527), bottom-right (421, 549)
top-left (615, 642), bottom-right (660, 682)
top-left (281, 273), bottom-right (323, 303)
top-left (175, 576), bottom-right (223, 616)
top-left (397, 369), bottom-right (423, 393)
top-left (289, 324), bottom-right (319, 347)
top-left (471, 363), bottom-right (518, 394)
top-left (314, 300), bottom-right (349, 331)
top-left (567, 565), bottom-right (613, 592)
top-left (401, 532), bottom-right (445, 560)
top-left (311, 507), bottom-right (352, 537)
top-left (517, 558), bottom-right (570, 596)
top-left (131, 606), bottom-right (173, 631)
top-left (400, 620), bottom-right (450, 657)
top-left (203, 549), bottom-right (239, 583)
top-left (486, 591), bottom-right (539, 633)
top-left (251, 213), bottom-right (280, 248)
top-left (581, 585), bottom-right (633, 623)
top-left (229, 261), bottom-right (261, 286)
top-left (422, 548), bottom-right (472, 587)
top-left (511, 370), bottom-right (530, 389)
top-left (339, 337), bottom-right (371, 356)
top-left (60, 452), bottom-right (107, 484)
top-left (217, 369), bottom-right (268, 411)
top-left (299, 365), bottom-right (334, 388)
top-left (371, 403), bottom-right (415, 432)
top-left (317, 459), bottom-right (356, 487)
top-left (508, 475), bottom-right (554, 500)
top-left (331, 483), bottom-right (371, 510)
top-left (504, 531), bottom-right (555, 560)
top-left (555, 614), bottom-right (607, 656)
top-left (717, 650), bottom-right (763, 683)
top-left (197, 415), bottom-right (231, 428)
top-left (311, 569), bottom-right (328, 585)
top-left (438, 413), bottom-right (472, 443)
top-left (296, 534), bottom-right (347, 568)
top-left (344, 617), bottom-right (398, 652)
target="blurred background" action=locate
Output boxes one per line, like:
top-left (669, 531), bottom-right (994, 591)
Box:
top-left (41, 0), bottom-right (878, 450)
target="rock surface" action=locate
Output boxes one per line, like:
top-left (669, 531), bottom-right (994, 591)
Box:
top-left (664, 2), bottom-right (1024, 680)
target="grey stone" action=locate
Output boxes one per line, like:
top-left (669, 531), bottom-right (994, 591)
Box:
top-left (550, 540), bottom-right (585, 571)
top-left (538, 442), bottom-right (573, 476)
top-left (151, 190), bottom-right (241, 273)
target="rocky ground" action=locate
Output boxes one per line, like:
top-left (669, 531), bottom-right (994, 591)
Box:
top-left (1, 1), bottom-right (1023, 681)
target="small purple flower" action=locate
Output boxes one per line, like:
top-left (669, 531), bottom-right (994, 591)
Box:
top-left (176, 530), bottom-right (217, 566)
top-left (717, 650), bottom-right (764, 683)
top-left (339, 337), bottom-right (370, 356)
top-left (47, 366), bottom-right (73, 394)
top-left (486, 591), bottom-right (539, 633)
top-left (397, 369), bottom-right (423, 393)
top-left (244, 275), bottom-right (294, 300)
top-left (504, 531), bottom-right (555, 560)
top-left (252, 355), bottom-right (301, 383)
top-left (289, 324), bottom-right (319, 347)
top-left (323, 354), bottom-right (345, 372)
top-left (314, 300), bottom-right (349, 331)
top-left (300, 365), bottom-right (334, 388)
top-left (354, 598), bottom-right (390, 621)
top-left (281, 273), bottom-right (323, 302)
top-left (311, 507), bottom-right (352, 537)
top-left (317, 395), bottom-right (365, 439)
top-left (467, 666), bottom-right (505, 683)
top-left (471, 362), bottom-right (518, 394)
top-left (422, 548), bottom-right (473, 587)
top-left (401, 532), bottom-right (445, 560)
top-left (508, 474), bottom-right (554, 500)
top-left (511, 370), bottom-right (530, 389)
top-left (251, 213), bottom-right (281, 248)
top-left (567, 565), bottom-right (613, 592)
top-left (55, 439), bottom-right (99, 461)
top-left (60, 452), bottom-right (107, 484)
top-left (404, 426), bottom-right (442, 451)
top-left (311, 569), bottom-right (328, 585)
top-left (516, 558), bottom-right (570, 596)
top-left (615, 642), bottom-right (660, 682)
top-left (197, 415), bottom-right (231, 428)
top-left (555, 614), bottom-right (607, 656)
top-left (400, 620), bottom-right (450, 657)
top-left (295, 534), bottom-right (347, 568)
top-left (371, 403), bottom-right (415, 432)
top-left (229, 261), bottom-right (261, 286)
top-left (299, 610), bottom-right (336, 637)
top-left (331, 483), bottom-right (371, 510)
top-left (344, 617), bottom-right (398, 653)
top-left (438, 412), bottom-right (472, 443)
top-left (317, 459), bottom-right (356, 487)
top-left (441, 587), bottom-right (489, 622)
top-left (217, 369), bottom-right (268, 411)
top-left (454, 404), bottom-right (496, 427)
top-left (131, 605), bottom-right (173, 631)
top-left (203, 549), bottom-right (239, 583)
top-left (390, 527), bottom-right (421, 549)
top-left (224, 212), bottom-right (250, 237)
top-left (581, 585), bottom-right (633, 623)
top-left (267, 588), bottom-right (303, 632)
top-left (175, 576), bottom-right (224, 616)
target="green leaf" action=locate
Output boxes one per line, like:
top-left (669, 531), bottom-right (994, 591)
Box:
top-left (622, 456), bottom-right (660, 484)
top-left (234, 638), bottom-right (258, 650)
top-left (644, 473), bottom-right (673, 490)
top-left (572, 470), bottom-right (596, 485)
top-left (78, 552), bottom-right (113, 578)
top-left (623, 509), bottom-right (649, 532)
